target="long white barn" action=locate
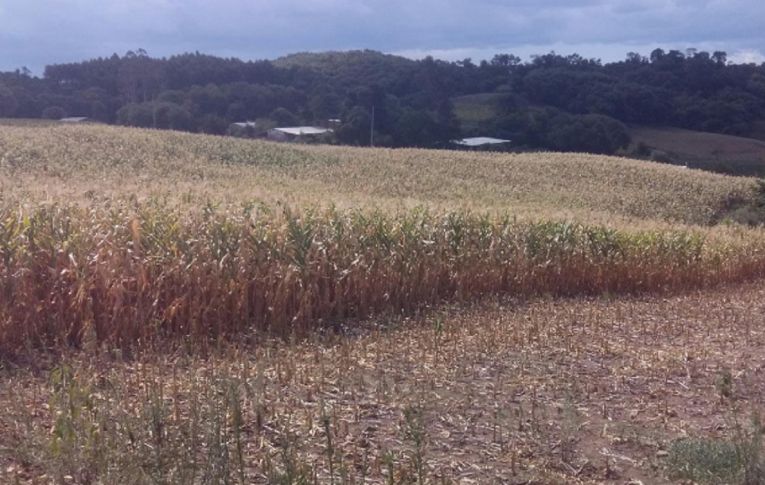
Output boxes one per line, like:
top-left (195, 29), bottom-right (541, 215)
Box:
top-left (267, 126), bottom-right (333, 142)
top-left (452, 136), bottom-right (511, 147)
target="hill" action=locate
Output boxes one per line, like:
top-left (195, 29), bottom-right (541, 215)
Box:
top-left (0, 121), bottom-right (756, 225)
top-left (451, 91), bottom-right (765, 175)
top-left (4, 47), bottom-right (765, 153)
top-left (631, 126), bottom-right (765, 176)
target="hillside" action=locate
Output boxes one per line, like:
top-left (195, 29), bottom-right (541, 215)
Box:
top-left (4, 122), bottom-right (765, 483)
top-left (3, 48), bottom-right (765, 153)
top-left (631, 126), bottom-right (765, 175)
top-left (273, 49), bottom-right (416, 73)
top-left (0, 122), bottom-right (756, 226)
top-left (451, 91), bottom-right (765, 175)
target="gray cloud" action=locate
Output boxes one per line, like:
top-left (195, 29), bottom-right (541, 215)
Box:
top-left (0, 0), bottom-right (763, 73)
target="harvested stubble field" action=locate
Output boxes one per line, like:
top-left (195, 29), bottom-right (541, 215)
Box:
top-left (2, 122), bottom-right (765, 483)
top-left (3, 283), bottom-right (765, 483)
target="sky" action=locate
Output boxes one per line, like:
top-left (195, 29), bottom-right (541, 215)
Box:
top-left (1, 0), bottom-right (764, 74)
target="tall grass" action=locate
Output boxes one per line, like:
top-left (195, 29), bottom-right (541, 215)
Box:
top-left (2, 201), bottom-right (764, 358)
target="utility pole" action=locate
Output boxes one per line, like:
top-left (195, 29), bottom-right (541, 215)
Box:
top-left (370, 105), bottom-right (375, 147)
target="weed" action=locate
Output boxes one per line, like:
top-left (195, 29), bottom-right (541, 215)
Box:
top-left (717, 368), bottom-right (734, 400)
top-left (402, 405), bottom-right (427, 484)
top-left (667, 412), bottom-right (765, 484)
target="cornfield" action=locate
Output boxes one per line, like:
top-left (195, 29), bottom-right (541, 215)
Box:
top-left (2, 201), bottom-right (765, 358)
top-left (5, 123), bottom-right (765, 483)
top-left (0, 123), bottom-right (757, 225)
top-left (2, 123), bottom-right (765, 358)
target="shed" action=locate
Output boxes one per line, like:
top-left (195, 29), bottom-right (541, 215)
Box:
top-left (232, 121), bottom-right (258, 129)
top-left (267, 126), bottom-right (333, 142)
top-left (452, 136), bottom-right (511, 147)
top-left (59, 117), bottom-right (89, 123)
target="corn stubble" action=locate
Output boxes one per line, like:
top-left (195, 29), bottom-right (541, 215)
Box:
top-left (2, 201), bottom-right (764, 358)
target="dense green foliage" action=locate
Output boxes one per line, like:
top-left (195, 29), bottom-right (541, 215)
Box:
top-left (1, 48), bottom-right (764, 152)
top-left (490, 107), bottom-right (631, 154)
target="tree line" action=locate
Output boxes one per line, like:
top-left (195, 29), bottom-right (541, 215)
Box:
top-left (0, 48), bottom-right (763, 154)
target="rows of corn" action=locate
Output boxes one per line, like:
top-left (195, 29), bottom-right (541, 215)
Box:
top-left (2, 201), bottom-right (765, 358)
top-left (1, 123), bottom-right (758, 226)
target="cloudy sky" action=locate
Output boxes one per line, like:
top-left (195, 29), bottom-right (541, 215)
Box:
top-left (1, 0), bottom-right (764, 73)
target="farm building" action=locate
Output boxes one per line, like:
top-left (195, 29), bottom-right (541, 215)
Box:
top-left (231, 121), bottom-right (258, 129)
top-left (58, 117), bottom-right (90, 123)
top-left (452, 136), bottom-right (511, 147)
top-left (267, 126), bottom-right (333, 142)
top-left (228, 121), bottom-right (260, 137)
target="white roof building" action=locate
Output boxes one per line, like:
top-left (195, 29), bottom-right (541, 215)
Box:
top-left (59, 117), bottom-right (89, 123)
top-left (232, 121), bottom-right (258, 128)
top-left (452, 136), bottom-right (511, 147)
top-left (267, 126), bottom-right (333, 142)
top-left (272, 126), bottom-right (333, 136)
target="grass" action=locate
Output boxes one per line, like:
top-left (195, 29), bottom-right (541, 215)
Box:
top-left (666, 411), bottom-right (765, 484)
top-left (666, 437), bottom-right (758, 484)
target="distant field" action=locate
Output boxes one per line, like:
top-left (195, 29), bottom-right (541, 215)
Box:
top-left (0, 122), bottom-right (756, 225)
top-left (450, 92), bottom-right (765, 176)
top-left (630, 126), bottom-right (765, 175)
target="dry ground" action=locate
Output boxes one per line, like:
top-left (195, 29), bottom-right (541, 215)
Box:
top-left (3, 281), bottom-right (765, 484)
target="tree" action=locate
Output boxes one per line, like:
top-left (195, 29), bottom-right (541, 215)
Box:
top-left (545, 114), bottom-right (630, 154)
top-left (3, 46), bottom-right (765, 145)
top-left (336, 106), bottom-right (371, 145)
top-left (152, 102), bottom-right (193, 130)
top-left (626, 52), bottom-right (647, 64)
top-left (270, 107), bottom-right (299, 126)
top-left (187, 84), bottom-right (227, 117)
top-left (393, 109), bottom-right (440, 146)
top-left (42, 106), bottom-right (67, 119)
top-left (650, 48), bottom-right (666, 63)
top-left (491, 54), bottom-right (522, 69)
top-left (197, 114), bottom-right (227, 134)
top-left (308, 91), bottom-right (342, 121)
top-left (116, 103), bottom-right (153, 127)
top-left (0, 82), bottom-right (18, 117)
top-left (712, 51), bottom-right (728, 65)
top-left (118, 50), bottom-right (163, 103)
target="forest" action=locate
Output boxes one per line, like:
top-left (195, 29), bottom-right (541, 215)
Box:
top-left (0, 48), bottom-right (764, 154)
